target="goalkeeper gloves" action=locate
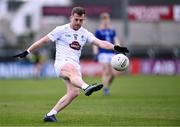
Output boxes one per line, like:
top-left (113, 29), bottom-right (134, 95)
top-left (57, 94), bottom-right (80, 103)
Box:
top-left (13, 51), bottom-right (29, 58)
top-left (114, 45), bottom-right (129, 55)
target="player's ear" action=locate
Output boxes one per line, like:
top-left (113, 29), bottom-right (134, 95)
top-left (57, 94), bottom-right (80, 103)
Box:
top-left (83, 17), bottom-right (87, 24)
top-left (70, 15), bottom-right (73, 21)
top-left (83, 16), bottom-right (87, 20)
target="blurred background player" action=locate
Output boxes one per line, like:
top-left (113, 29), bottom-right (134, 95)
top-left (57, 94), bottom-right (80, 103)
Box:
top-left (93, 13), bottom-right (121, 96)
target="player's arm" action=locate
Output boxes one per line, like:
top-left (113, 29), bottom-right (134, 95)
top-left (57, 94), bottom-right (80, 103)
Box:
top-left (27, 36), bottom-right (50, 53)
top-left (92, 38), bottom-right (129, 55)
top-left (13, 35), bottom-right (50, 58)
top-left (92, 38), bottom-right (114, 50)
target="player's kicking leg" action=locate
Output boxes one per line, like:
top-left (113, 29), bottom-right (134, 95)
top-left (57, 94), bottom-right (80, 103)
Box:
top-left (60, 63), bottom-right (103, 96)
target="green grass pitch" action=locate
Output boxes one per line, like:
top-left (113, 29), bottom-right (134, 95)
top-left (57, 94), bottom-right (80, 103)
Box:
top-left (0, 76), bottom-right (180, 126)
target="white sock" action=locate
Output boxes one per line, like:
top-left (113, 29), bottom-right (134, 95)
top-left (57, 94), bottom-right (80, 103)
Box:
top-left (47, 109), bottom-right (57, 116)
top-left (81, 83), bottom-right (89, 90)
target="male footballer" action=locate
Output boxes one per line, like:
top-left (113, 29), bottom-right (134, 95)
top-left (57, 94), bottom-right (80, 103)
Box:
top-left (14, 7), bottom-right (129, 122)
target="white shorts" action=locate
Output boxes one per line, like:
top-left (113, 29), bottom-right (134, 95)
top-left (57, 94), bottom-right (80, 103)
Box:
top-left (98, 53), bottom-right (115, 63)
top-left (54, 58), bottom-right (81, 77)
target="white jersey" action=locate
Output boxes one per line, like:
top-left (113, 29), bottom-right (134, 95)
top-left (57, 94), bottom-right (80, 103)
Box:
top-left (47, 24), bottom-right (96, 63)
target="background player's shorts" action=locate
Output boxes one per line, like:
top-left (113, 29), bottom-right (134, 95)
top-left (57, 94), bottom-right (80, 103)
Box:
top-left (54, 58), bottom-right (81, 77)
top-left (98, 53), bottom-right (115, 63)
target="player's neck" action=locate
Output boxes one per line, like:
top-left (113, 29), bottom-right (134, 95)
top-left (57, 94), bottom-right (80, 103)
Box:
top-left (69, 23), bottom-right (81, 31)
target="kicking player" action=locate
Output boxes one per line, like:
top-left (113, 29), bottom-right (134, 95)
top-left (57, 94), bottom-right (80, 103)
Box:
top-left (93, 13), bottom-right (121, 96)
top-left (14, 7), bottom-right (129, 122)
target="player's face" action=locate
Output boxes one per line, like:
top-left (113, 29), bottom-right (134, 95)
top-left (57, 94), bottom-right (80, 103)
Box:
top-left (70, 13), bottom-right (85, 30)
top-left (101, 17), bottom-right (110, 26)
top-left (100, 14), bottom-right (110, 28)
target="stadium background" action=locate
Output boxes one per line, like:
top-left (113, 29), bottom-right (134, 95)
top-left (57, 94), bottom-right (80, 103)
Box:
top-left (0, 0), bottom-right (180, 78)
top-left (0, 0), bottom-right (180, 126)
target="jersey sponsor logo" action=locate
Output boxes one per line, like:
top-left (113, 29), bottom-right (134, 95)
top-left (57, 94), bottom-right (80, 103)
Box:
top-left (69, 41), bottom-right (81, 50)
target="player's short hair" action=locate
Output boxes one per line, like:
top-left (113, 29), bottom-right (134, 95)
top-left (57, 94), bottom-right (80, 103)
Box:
top-left (100, 12), bottom-right (110, 20)
top-left (71, 7), bottom-right (86, 16)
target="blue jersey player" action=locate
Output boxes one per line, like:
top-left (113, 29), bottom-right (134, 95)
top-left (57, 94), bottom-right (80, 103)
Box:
top-left (93, 13), bottom-right (121, 96)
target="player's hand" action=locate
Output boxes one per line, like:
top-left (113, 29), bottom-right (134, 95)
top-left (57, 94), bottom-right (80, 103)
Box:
top-left (114, 45), bottom-right (129, 55)
top-left (13, 51), bottom-right (29, 58)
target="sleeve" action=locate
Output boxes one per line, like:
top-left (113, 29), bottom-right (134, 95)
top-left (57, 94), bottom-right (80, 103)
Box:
top-left (47, 26), bottom-right (62, 42)
top-left (86, 31), bottom-right (97, 44)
